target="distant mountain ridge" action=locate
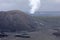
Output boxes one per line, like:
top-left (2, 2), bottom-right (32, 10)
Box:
top-left (32, 11), bottom-right (60, 16)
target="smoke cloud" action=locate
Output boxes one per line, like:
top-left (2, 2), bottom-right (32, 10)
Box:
top-left (29, 0), bottom-right (40, 14)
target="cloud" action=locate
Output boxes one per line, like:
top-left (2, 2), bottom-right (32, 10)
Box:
top-left (0, 0), bottom-right (18, 11)
top-left (0, 3), bottom-right (17, 11)
top-left (55, 0), bottom-right (60, 3)
top-left (40, 0), bottom-right (60, 11)
top-left (0, 0), bottom-right (29, 12)
top-left (48, 0), bottom-right (60, 3)
top-left (0, 0), bottom-right (60, 12)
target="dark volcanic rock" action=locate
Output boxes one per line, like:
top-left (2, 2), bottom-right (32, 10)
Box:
top-left (53, 32), bottom-right (60, 37)
top-left (0, 33), bottom-right (8, 38)
top-left (15, 35), bottom-right (30, 38)
top-left (0, 10), bottom-right (37, 32)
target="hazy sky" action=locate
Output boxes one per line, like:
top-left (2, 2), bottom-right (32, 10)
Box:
top-left (40, 0), bottom-right (60, 11)
top-left (0, 0), bottom-right (60, 12)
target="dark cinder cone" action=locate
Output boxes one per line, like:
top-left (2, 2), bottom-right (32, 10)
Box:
top-left (0, 10), bottom-right (38, 32)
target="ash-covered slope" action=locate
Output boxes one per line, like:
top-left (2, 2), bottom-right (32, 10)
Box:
top-left (0, 10), bottom-right (37, 32)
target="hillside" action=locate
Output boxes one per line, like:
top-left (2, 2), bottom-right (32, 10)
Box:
top-left (0, 10), bottom-right (38, 32)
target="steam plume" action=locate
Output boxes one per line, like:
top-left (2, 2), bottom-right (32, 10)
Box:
top-left (29, 0), bottom-right (40, 14)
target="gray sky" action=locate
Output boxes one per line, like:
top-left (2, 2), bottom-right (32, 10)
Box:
top-left (40, 0), bottom-right (60, 11)
top-left (0, 0), bottom-right (60, 12)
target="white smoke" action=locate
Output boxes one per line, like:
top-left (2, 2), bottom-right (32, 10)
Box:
top-left (29, 0), bottom-right (40, 14)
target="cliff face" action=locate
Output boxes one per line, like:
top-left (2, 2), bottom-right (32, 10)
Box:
top-left (0, 10), bottom-right (37, 32)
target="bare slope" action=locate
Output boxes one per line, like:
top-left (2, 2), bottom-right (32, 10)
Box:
top-left (0, 10), bottom-right (37, 32)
